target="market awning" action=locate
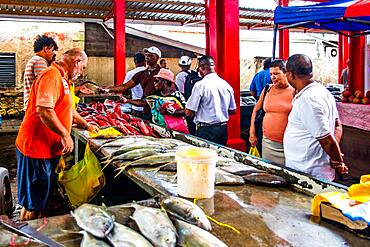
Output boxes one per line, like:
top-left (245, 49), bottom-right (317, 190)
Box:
top-left (274, 0), bottom-right (370, 33)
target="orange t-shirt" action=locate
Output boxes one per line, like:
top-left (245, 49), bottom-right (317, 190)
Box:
top-left (262, 84), bottom-right (295, 143)
top-left (16, 62), bottom-right (73, 158)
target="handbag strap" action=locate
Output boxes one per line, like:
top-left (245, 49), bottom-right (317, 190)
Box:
top-left (261, 84), bottom-right (271, 106)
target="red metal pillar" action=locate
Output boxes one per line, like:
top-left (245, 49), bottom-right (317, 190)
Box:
top-left (349, 34), bottom-right (365, 92)
top-left (343, 34), bottom-right (349, 68)
top-left (278, 0), bottom-right (289, 60)
top-left (216, 0), bottom-right (245, 151)
top-left (338, 34), bottom-right (343, 83)
top-left (205, 0), bottom-right (217, 66)
top-left (114, 0), bottom-right (126, 85)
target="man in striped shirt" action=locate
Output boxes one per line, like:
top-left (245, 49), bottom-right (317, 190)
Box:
top-left (23, 35), bottom-right (58, 111)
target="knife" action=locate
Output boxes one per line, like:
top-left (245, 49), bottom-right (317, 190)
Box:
top-left (0, 218), bottom-right (64, 247)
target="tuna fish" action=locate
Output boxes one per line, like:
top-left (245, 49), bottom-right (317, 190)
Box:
top-left (174, 219), bottom-right (228, 247)
top-left (130, 204), bottom-right (177, 247)
top-left (158, 196), bottom-right (212, 231)
top-left (72, 204), bottom-right (114, 239)
top-left (107, 222), bottom-right (153, 247)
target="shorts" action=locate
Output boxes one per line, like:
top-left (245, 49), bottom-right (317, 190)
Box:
top-left (16, 148), bottom-right (60, 211)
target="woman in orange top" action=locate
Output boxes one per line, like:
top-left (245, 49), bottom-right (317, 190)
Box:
top-left (249, 59), bottom-right (295, 166)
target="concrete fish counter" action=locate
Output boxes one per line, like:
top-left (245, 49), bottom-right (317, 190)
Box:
top-left (69, 127), bottom-right (368, 246)
top-left (1, 126), bottom-right (368, 246)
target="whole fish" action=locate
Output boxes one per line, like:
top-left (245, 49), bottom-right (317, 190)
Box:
top-left (96, 137), bottom-right (141, 152)
top-left (243, 172), bottom-right (288, 186)
top-left (114, 152), bottom-right (176, 177)
top-left (174, 219), bottom-right (228, 247)
top-left (105, 141), bottom-right (172, 160)
top-left (103, 147), bottom-right (167, 164)
top-left (130, 204), bottom-right (177, 247)
top-left (107, 222), bottom-right (153, 247)
top-left (217, 159), bottom-right (264, 176)
top-left (72, 204), bottom-right (114, 238)
top-left (159, 196), bottom-right (212, 231)
top-left (215, 169), bottom-right (245, 185)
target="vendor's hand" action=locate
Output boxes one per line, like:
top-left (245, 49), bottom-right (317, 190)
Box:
top-left (87, 124), bottom-right (100, 134)
top-left (61, 134), bottom-right (74, 154)
top-left (249, 134), bottom-right (258, 147)
top-left (98, 86), bottom-right (110, 93)
top-left (118, 96), bottom-right (128, 103)
top-left (330, 160), bottom-right (349, 175)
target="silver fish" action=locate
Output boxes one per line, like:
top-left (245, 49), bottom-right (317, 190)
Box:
top-left (72, 204), bottom-right (114, 238)
top-left (174, 219), bottom-right (228, 247)
top-left (217, 158), bottom-right (264, 176)
top-left (130, 204), bottom-right (177, 247)
top-left (159, 196), bottom-right (212, 231)
top-left (114, 152), bottom-right (176, 177)
top-left (103, 147), bottom-right (167, 164)
top-left (105, 141), bottom-right (172, 160)
top-left (96, 137), bottom-right (140, 152)
top-left (107, 222), bottom-right (153, 247)
top-left (215, 169), bottom-right (245, 185)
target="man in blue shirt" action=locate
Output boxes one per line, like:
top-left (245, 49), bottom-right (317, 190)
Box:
top-left (249, 57), bottom-right (272, 99)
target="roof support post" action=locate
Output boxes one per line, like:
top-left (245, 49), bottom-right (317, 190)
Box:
top-left (349, 34), bottom-right (365, 92)
top-left (205, 0), bottom-right (245, 151)
top-left (338, 34), bottom-right (343, 83)
top-left (278, 0), bottom-right (289, 60)
top-left (114, 0), bottom-right (126, 85)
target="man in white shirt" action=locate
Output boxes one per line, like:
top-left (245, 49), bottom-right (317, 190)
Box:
top-left (185, 55), bottom-right (237, 146)
top-left (283, 54), bottom-right (348, 181)
top-left (123, 53), bottom-right (146, 118)
top-left (175, 55), bottom-right (192, 95)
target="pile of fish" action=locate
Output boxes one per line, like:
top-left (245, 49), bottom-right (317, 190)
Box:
top-left (77, 102), bottom-right (160, 137)
top-left (98, 135), bottom-right (288, 186)
top-left (71, 195), bottom-right (227, 247)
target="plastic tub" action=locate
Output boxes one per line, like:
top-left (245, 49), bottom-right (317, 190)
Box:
top-left (176, 146), bottom-right (218, 199)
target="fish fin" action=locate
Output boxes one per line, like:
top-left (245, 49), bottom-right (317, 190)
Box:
top-left (114, 166), bottom-right (127, 178)
top-left (101, 162), bottom-right (111, 171)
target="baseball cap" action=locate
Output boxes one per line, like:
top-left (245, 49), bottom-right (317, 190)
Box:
top-left (143, 46), bottom-right (161, 58)
top-left (154, 68), bottom-right (174, 83)
top-left (179, 55), bottom-right (192, 66)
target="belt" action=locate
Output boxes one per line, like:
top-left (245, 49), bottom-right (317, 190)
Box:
top-left (196, 122), bottom-right (227, 128)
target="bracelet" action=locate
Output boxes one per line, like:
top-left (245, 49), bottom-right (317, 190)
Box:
top-left (85, 123), bottom-right (91, 130)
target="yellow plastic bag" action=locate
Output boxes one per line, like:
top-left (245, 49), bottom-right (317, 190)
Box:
top-left (248, 146), bottom-right (261, 158)
top-left (89, 127), bottom-right (123, 139)
top-left (347, 174), bottom-right (370, 203)
top-left (56, 143), bottom-right (105, 208)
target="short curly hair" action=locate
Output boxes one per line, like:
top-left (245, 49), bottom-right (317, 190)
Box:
top-left (33, 35), bottom-right (58, 53)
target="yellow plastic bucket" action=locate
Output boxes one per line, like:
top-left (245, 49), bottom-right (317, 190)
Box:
top-left (176, 146), bottom-right (218, 199)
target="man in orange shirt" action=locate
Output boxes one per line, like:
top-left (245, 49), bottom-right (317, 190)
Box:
top-left (16, 48), bottom-right (99, 221)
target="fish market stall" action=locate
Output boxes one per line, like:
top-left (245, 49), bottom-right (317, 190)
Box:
top-left (1, 124), bottom-right (368, 246)
top-left (65, 126), bottom-right (368, 246)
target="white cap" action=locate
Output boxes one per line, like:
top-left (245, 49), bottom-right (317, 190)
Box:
top-left (143, 46), bottom-right (161, 58)
top-left (179, 55), bottom-right (192, 66)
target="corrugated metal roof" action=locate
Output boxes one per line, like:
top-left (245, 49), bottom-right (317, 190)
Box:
top-left (0, 0), bottom-right (274, 29)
